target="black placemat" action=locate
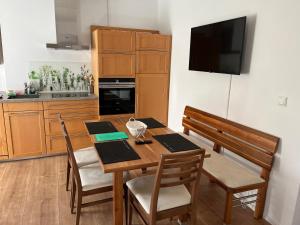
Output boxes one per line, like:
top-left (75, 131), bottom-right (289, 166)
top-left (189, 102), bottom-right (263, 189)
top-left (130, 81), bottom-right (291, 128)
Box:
top-left (136, 118), bottom-right (166, 129)
top-left (95, 140), bottom-right (140, 164)
top-left (153, 133), bottom-right (200, 153)
top-left (85, 121), bottom-right (118, 135)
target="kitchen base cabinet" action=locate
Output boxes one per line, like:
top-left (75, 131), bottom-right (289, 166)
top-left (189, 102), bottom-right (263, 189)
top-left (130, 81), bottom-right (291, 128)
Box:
top-left (0, 104), bottom-right (8, 159)
top-left (0, 98), bottom-right (99, 160)
top-left (4, 110), bottom-right (46, 158)
top-left (136, 74), bottom-right (169, 124)
top-left (44, 99), bottom-right (99, 154)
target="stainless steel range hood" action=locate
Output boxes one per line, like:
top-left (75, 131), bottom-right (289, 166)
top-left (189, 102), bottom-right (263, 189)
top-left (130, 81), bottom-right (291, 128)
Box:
top-left (47, 0), bottom-right (100, 50)
top-left (46, 43), bottom-right (89, 50)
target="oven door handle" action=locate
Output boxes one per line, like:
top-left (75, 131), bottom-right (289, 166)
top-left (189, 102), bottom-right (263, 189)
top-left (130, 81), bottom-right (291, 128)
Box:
top-left (99, 85), bottom-right (135, 89)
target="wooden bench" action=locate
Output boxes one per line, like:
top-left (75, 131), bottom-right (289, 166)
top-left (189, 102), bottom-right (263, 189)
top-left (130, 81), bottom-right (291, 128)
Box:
top-left (181, 106), bottom-right (279, 225)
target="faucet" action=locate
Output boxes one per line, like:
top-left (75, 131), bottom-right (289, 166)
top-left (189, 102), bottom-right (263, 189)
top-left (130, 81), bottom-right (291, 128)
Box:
top-left (24, 82), bottom-right (29, 95)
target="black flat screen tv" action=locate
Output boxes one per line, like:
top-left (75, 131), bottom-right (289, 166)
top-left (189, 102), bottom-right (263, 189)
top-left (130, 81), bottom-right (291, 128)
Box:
top-left (189, 16), bottom-right (246, 75)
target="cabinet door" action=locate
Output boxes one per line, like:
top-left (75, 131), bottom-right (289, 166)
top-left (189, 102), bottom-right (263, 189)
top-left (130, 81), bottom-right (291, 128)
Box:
top-left (0, 105), bottom-right (8, 158)
top-left (99, 54), bottom-right (135, 77)
top-left (136, 74), bottom-right (169, 124)
top-left (136, 51), bottom-right (170, 74)
top-left (45, 115), bottom-right (98, 136)
top-left (4, 111), bottom-right (46, 158)
top-left (136, 33), bottom-right (171, 51)
top-left (46, 134), bottom-right (92, 153)
top-left (98, 30), bottom-right (135, 53)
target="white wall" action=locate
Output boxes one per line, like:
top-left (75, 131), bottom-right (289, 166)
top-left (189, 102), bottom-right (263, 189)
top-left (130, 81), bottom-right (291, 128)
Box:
top-left (0, 0), bottom-right (158, 90)
top-left (158, 1), bottom-right (300, 225)
top-left (108, 0), bottom-right (158, 30)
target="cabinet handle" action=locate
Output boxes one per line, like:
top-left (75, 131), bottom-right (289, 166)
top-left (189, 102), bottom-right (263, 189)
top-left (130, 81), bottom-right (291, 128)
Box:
top-left (7, 111), bottom-right (39, 116)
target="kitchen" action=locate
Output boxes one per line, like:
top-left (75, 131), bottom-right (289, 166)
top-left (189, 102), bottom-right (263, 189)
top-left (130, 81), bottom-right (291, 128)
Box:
top-left (0, 1), bottom-right (299, 225)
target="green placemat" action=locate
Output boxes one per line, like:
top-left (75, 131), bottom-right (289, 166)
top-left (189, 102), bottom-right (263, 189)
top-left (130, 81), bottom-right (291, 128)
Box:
top-left (95, 132), bottom-right (128, 142)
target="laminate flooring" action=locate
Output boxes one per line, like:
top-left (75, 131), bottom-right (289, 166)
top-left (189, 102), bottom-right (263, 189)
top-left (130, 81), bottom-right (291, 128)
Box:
top-left (0, 156), bottom-right (272, 225)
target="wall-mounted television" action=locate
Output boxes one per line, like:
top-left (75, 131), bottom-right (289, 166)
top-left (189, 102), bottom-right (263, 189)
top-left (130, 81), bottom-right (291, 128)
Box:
top-left (189, 16), bottom-right (246, 75)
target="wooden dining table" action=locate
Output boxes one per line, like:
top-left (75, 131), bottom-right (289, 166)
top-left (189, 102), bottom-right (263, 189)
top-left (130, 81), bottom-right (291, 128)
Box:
top-left (85, 117), bottom-right (204, 225)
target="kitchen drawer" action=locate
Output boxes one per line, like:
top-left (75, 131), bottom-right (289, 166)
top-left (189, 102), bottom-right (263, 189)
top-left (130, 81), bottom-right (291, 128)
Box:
top-left (46, 134), bottom-right (93, 153)
top-left (45, 115), bottom-right (98, 136)
top-left (43, 99), bottom-right (98, 110)
top-left (136, 33), bottom-right (171, 51)
top-left (3, 102), bottom-right (43, 112)
top-left (44, 107), bottom-right (99, 119)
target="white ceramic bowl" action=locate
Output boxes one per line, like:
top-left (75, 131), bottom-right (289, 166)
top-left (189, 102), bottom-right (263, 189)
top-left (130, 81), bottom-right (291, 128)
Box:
top-left (126, 118), bottom-right (147, 138)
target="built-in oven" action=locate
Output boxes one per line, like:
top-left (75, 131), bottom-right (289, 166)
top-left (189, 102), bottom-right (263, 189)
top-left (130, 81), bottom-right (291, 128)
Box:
top-left (99, 78), bottom-right (135, 115)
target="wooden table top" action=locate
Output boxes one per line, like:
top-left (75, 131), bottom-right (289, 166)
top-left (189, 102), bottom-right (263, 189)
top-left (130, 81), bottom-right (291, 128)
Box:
top-left (87, 117), bottom-right (184, 173)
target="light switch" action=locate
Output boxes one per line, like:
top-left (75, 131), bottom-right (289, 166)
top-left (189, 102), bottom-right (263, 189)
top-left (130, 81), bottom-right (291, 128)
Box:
top-left (278, 96), bottom-right (288, 106)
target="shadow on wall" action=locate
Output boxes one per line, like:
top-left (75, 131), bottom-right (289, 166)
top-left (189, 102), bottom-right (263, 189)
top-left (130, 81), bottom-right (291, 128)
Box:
top-left (0, 27), bottom-right (3, 64)
top-left (241, 14), bottom-right (257, 75)
top-left (292, 184), bottom-right (300, 225)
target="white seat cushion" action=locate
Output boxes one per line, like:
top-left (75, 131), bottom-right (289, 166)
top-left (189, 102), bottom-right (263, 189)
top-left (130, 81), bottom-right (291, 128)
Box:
top-left (74, 146), bottom-right (99, 167)
top-left (79, 163), bottom-right (129, 191)
top-left (126, 175), bottom-right (191, 214)
top-left (79, 162), bottom-right (113, 191)
top-left (179, 133), bottom-right (265, 189)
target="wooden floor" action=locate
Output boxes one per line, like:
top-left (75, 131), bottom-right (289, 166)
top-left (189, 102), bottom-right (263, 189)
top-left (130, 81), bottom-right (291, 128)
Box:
top-left (0, 156), bottom-right (271, 225)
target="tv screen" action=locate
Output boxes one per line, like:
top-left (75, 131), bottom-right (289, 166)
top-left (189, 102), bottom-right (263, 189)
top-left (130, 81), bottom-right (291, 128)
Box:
top-left (189, 16), bottom-right (246, 75)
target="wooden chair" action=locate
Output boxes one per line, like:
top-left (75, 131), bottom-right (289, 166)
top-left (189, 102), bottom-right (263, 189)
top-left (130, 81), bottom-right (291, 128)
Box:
top-left (58, 116), bottom-right (128, 225)
top-left (126, 149), bottom-right (206, 225)
top-left (59, 116), bottom-right (99, 191)
top-left (65, 145), bottom-right (99, 191)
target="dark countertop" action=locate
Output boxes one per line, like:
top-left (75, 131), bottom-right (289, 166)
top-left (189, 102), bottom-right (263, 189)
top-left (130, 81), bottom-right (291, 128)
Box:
top-left (0, 92), bottom-right (98, 103)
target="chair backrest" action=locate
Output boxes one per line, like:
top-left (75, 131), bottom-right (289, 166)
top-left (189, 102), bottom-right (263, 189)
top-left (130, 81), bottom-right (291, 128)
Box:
top-left (150, 149), bottom-right (205, 218)
top-left (58, 114), bottom-right (82, 188)
top-left (182, 106), bottom-right (280, 171)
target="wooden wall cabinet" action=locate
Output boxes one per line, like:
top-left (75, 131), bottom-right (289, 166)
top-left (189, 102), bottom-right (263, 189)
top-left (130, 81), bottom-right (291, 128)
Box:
top-left (96, 30), bottom-right (135, 53)
top-left (99, 54), bottom-right (135, 77)
top-left (136, 33), bottom-right (171, 51)
top-left (136, 74), bottom-right (169, 124)
top-left (0, 104), bottom-right (8, 159)
top-left (4, 103), bottom-right (46, 158)
top-left (136, 51), bottom-right (170, 74)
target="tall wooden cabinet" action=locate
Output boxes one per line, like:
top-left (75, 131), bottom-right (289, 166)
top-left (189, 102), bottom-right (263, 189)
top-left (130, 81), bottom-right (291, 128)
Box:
top-left (135, 33), bottom-right (171, 124)
top-left (136, 74), bottom-right (169, 123)
top-left (3, 102), bottom-right (46, 158)
top-left (91, 26), bottom-right (172, 124)
top-left (0, 103), bottom-right (8, 159)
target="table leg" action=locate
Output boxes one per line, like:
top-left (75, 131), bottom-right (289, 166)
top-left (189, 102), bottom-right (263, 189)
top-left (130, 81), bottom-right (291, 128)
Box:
top-left (113, 171), bottom-right (124, 225)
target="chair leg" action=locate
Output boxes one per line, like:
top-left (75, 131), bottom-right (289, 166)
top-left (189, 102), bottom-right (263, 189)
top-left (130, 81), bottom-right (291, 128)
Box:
top-left (66, 161), bottom-right (71, 191)
top-left (254, 186), bottom-right (267, 219)
top-left (124, 184), bottom-right (128, 225)
top-left (128, 192), bottom-right (133, 225)
top-left (70, 177), bottom-right (76, 214)
top-left (75, 190), bottom-right (82, 225)
top-left (224, 192), bottom-right (233, 225)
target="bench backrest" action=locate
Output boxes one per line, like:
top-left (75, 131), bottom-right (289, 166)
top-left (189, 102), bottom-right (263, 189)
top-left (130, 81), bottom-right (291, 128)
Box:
top-left (182, 106), bottom-right (280, 171)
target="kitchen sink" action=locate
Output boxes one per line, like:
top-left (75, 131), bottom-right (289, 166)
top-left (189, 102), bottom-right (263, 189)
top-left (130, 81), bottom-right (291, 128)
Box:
top-left (7, 94), bottom-right (40, 99)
